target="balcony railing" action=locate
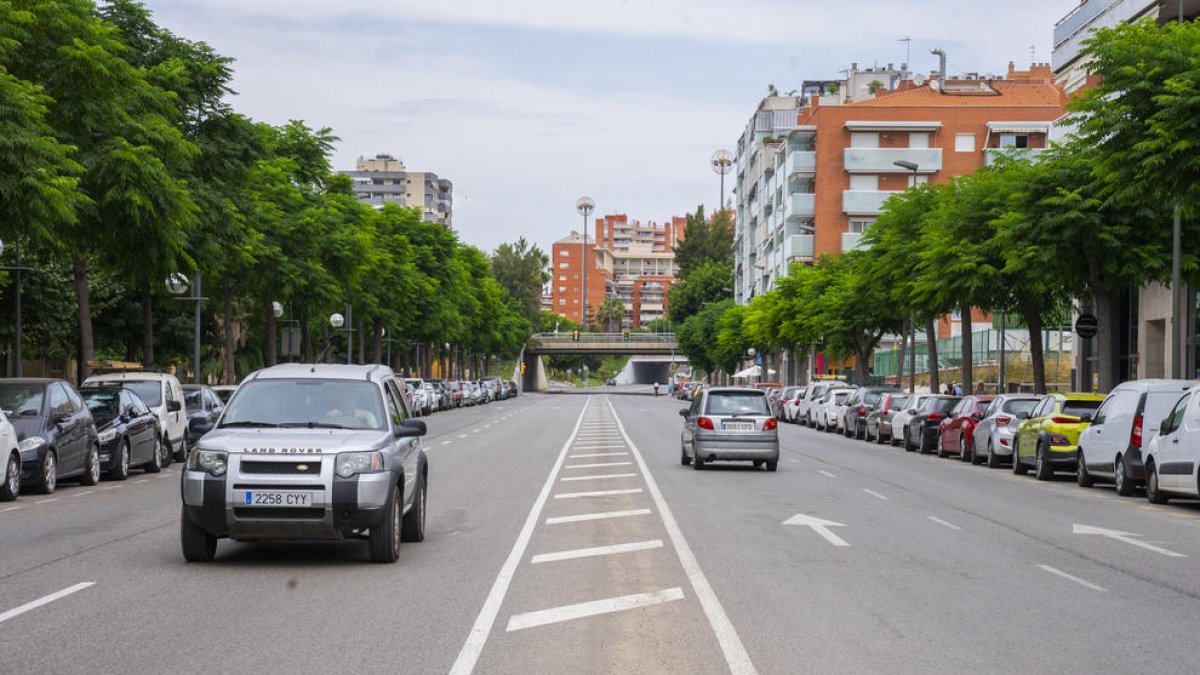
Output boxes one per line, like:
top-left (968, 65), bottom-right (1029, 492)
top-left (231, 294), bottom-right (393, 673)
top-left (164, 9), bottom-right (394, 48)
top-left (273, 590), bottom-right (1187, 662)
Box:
top-left (842, 190), bottom-right (901, 215)
top-left (842, 232), bottom-right (864, 252)
top-left (787, 151), bottom-right (816, 175)
top-left (784, 234), bottom-right (814, 260)
top-left (843, 148), bottom-right (942, 173)
top-left (1053, 0), bottom-right (1115, 46)
top-left (984, 148), bottom-right (1046, 166)
top-left (788, 193), bottom-right (815, 218)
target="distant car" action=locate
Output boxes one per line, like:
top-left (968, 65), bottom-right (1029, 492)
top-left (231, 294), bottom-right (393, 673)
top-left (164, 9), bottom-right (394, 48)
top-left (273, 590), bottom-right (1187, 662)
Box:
top-left (0, 378), bottom-right (100, 494)
top-left (841, 387), bottom-right (899, 439)
top-left (211, 385), bottom-right (237, 405)
top-left (679, 387), bottom-right (779, 471)
top-left (971, 394), bottom-right (1042, 468)
top-left (797, 381), bottom-right (841, 427)
top-left (507, 380), bottom-right (519, 397)
top-left (779, 387), bottom-right (804, 422)
top-left (816, 389), bottom-right (853, 432)
top-left (83, 372), bottom-right (188, 462)
top-left (183, 385), bottom-right (226, 448)
top-left (80, 386), bottom-right (165, 479)
top-left (448, 381), bottom-right (466, 408)
top-left (936, 395), bottom-right (993, 461)
top-left (1076, 379), bottom-right (1196, 494)
top-left (891, 395), bottom-right (929, 447)
top-left (904, 395), bottom-right (961, 453)
top-left (606, 378), bottom-right (617, 386)
top-left (1143, 386), bottom-right (1200, 504)
top-left (865, 392), bottom-right (909, 444)
top-left (1012, 392), bottom-right (1105, 480)
top-left (0, 409), bottom-right (20, 501)
top-left (404, 378), bottom-right (430, 414)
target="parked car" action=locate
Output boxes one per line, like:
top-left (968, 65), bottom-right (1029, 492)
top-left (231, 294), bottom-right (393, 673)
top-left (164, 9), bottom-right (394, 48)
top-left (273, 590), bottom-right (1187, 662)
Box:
top-left (465, 381), bottom-right (482, 406)
top-left (508, 380), bottom-right (519, 397)
top-left (841, 387), bottom-right (900, 439)
top-left (404, 378), bottom-right (429, 414)
top-left (211, 385), bottom-right (237, 404)
top-left (183, 385), bottom-right (225, 448)
top-left (779, 387), bottom-right (804, 422)
top-left (1076, 379), bottom-right (1196, 495)
top-left (1143, 386), bottom-right (1200, 504)
top-left (0, 378), bottom-right (100, 494)
top-left (1012, 392), bottom-right (1105, 480)
top-left (422, 383), bottom-right (442, 413)
top-left (81, 386), bottom-right (165, 479)
top-left (816, 389), bottom-right (853, 432)
top-left (891, 395), bottom-right (929, 447)
top-left (482, 376), bottom-right (504, 401)
top-left (936, 395), bottom-right (994, 461)
top-left (797, 380), bottom-right (841, 427)
top-left (904, 395), bottom-right (961, 453)
top-left (865, 392), bottom-right (909, 444)
top-left (82, 372), bottom-right (188, 462)
top-left (427, 380), bottom-right (451, 411)
top-left (0, 408), bottom-right (20, 501)
top-left (448, 381), bottom-right (466, 408)
top-left (679, 387), bottom-right (779, 471)
top-left (971, 394), bottom-right (1042, 468)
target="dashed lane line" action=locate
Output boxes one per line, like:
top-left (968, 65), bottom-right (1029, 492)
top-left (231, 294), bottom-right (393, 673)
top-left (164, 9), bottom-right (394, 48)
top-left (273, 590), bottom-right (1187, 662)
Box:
top-left (33, 498), bottom-right (59, 505)
top-left (0, 582), bottom-right (96, 625)
top-left (70, 491), bottom-right (95, 498)
top-left (560, 473), bottom-right (638, 482)
top-left (927, 516), bottom-right (961, 531)
top-left (545, 508), bottom-right (652, 525)
top-left (819, 470), bottom-right (836, 478)
top-left (554, 488), bottom-right (643, 500)
top-left (506, 588), bottom-right (684, 632)
top-left (563, 462), bottom-right (633, 470)
top-left (862, 489), bottom-right (888, 500)
top-left (1037, 564), bottom-right (1108, 593)
top-left (531, 540), bottom-right (664, 564)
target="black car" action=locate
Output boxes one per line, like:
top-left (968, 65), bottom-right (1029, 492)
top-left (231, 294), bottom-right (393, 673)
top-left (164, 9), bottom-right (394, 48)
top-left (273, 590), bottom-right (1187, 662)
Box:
top-left (183, 385), bottom-right (225, 447)
top-left (81, 386), bottom-right (165, 479)
top-left (905, 395), bottom-right (962, 454)
top-left (0, 378), bottom-right (100, 494)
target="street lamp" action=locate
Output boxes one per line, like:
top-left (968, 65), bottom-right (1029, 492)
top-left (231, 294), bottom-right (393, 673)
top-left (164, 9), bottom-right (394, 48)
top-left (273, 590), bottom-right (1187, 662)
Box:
top-left (329, 307), bottom-right (353, 364)
top-left (894, 160), bottom-right (920, 393)
top-left (166, 273), bottom-right (204, 383)
top-left (711, 149), bottom-right (733, 212)
top-left (0, 238), bottom-right (33, 377)
top-left (576, 196), bottom-right (595, 332)
top-left (747, 346), bottom-right (758, 386)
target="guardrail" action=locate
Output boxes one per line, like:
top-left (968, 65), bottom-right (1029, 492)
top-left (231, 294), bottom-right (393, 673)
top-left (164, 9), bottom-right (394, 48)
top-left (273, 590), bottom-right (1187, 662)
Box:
top-left (531, 332), bottom-right (675, 344)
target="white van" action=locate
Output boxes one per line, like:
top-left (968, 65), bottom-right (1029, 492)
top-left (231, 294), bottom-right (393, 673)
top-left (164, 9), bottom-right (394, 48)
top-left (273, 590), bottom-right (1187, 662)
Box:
top-left (83, 372), bottom-right (188, 462)
top-left (1076, 379), bottom-right (1197, 496)
top-left (1143, 387), bottom-right (1200, 504)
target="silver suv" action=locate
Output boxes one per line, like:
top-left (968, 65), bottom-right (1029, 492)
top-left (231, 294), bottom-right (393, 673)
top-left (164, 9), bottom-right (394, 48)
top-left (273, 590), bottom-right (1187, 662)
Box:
top-left (180, 364), bottom-right (428, 563)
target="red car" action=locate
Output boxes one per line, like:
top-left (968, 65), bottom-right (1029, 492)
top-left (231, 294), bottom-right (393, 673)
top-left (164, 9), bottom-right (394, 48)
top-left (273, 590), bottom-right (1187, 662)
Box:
top-left (937, 395), bottom-right (994, 461)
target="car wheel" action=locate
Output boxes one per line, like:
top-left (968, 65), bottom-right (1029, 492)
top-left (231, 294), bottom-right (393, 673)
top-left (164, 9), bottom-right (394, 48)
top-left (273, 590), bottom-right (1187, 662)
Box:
top-left (145, 436), bottom-right (164, 474)
top-left (680, 443), bottom-right (692, 466)
top-left (81, 444), bottom-right (101, 486)
top-left (1034, 441), bottom-right (1053, 481)
top-left (919, 430), bottom-right (932, 455)
top-left (936, 434), bottom-right (949, 458)
top-left (109, 440), bottom-right (130, 481)
top-left (693, 452), bottom-right (705, 470)
top-left (986, 440), bottom-right (1000, 469)
top-left (1114, 456), bottom-right (1135, 497)
top-left (765, 460), bottom-right (778, 472)
top-left (1076, 452), bottom-right (1094, 487)
top-left (35, 451), bottom-right (56, 494)
top-left (401, 473), bottom-right (426, 542)
top-left (0, 452), bottom-right (19, 501)
top-left (368, 488), bottom-right (402, 563)
top-left (173, 436), bottom-right (187, 463)
top-left (1145, 460), bottom-right (1168, 505)
top-left (904, 427), bottom-right (916, 452)
top-left (969, 437), bottom-right (982, 465)
top-left (1011, 438), bottom-right (1028, 475)
top-left (180, 506), bottom-right (217, 562)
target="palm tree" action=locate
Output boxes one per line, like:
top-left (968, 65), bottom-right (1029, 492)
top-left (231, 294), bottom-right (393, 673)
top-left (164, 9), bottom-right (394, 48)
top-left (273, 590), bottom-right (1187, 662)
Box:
top-left (595, 298), bottom-right (626, 333)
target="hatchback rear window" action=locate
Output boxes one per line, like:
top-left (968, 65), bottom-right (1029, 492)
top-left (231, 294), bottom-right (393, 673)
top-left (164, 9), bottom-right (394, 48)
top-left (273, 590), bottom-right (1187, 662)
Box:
top-left (705, 392), bottom-right (770, 416)
top-left (1063, 400), bottom-right (1102, 417)
top-left (1003, 399), bottom-right (1039, 416)
top-left (926, 398), bottom-right (959, 414)
top-left (888, 396), bottom-right (909, 411)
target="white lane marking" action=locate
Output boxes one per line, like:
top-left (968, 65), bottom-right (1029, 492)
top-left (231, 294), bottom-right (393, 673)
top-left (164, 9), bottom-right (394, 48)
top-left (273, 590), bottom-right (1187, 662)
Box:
top-left (531, 539), bottom-right (664, 564)
top-left (0, 582), bottom-right (96, 625)
top-left (506, 587), bottom-right (684, 632)
top-left (71, 491), bottom-right (95, 498)
top-left (607, 399), bottom-right (757, 675)
top-left (554, 488), bottom-right (644, 500)
top-left (560, 473), bottom-right (638, 482)
top-left (441, 440), bottom-right (452, 446)
top-left (783, 514), bottom-right (850, 547)
top-left (0, 506), bottom-right (21, 513)
top-left (1037, 564), bottom-right (1108, 592)
top-left (34, 498), bottom-right (59, 505)
top-left (155, 473), bottom-right (171, 479)
top-left (1073, 523), bottom-right (1187, 558)
top-left (569, 452), bottom-right (630, 459)
top-left (564, 462), bottom-right (633, 470)
top-left (788, 459), bottom-right (801, 464)
top-left (449, 397), bottom-right (592, 675)
top-left (862, 489), bottom-right (888, 501)
top-left (570, 444), bottom-right (627, 450)
top-left (458, 434), bottom-right (469, 439)
top-left (819, 470), bottom-right (836, 478)
top-left (927, 516), bottom-right (961, 531)
top-left (472, 429), bottom-right (481, 434)
top-left (134, 478), bottom-right (150, 483)
top-left (546, 508), bottom-right (652, 525)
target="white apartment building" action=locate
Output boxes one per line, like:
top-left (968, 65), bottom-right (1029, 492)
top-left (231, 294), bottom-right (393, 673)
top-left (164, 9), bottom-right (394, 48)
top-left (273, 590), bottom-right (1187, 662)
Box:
top-left (342, 154), bottom-right (454, 227)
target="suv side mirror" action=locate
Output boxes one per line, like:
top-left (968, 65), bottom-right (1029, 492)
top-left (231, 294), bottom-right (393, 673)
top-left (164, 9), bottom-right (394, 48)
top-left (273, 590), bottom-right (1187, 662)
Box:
top-left (53, 409), bottom-right (72, 424)
top-left (396, 419), bottom-right (427, 438)
top-left (168, 400), bottom-right (182, 413)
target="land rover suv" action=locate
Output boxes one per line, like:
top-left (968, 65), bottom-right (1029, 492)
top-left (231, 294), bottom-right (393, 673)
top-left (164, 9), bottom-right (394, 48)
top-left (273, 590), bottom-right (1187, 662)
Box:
top-left (180, 364), bottom-right (428, 563)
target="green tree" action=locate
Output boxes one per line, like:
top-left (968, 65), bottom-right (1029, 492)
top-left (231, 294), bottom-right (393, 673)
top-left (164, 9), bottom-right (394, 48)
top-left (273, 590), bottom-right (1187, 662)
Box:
top-left (491, 237), bottom-right (550, 326)
top-left (667, 261), bottom-right (732, 324)
top-left (672, 205), bottom-right (733, 278)
top-left (594, 298), bottom-right (625, 333)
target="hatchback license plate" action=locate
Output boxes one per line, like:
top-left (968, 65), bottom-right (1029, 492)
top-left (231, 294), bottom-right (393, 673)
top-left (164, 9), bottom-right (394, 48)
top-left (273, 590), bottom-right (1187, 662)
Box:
top-left (723, 422), bottom-right (754, 431)
top-left (240, 491), bottom-right (315, 507)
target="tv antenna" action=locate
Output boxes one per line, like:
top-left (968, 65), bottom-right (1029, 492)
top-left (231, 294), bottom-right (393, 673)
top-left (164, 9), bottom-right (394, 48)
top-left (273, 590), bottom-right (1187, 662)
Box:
top-left (899, 36), bottom-right (911, 68)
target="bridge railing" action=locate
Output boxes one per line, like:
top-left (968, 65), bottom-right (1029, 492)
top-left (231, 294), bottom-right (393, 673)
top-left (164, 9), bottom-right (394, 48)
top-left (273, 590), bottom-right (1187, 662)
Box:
top-left (530, 332), bottom-right (676, 345)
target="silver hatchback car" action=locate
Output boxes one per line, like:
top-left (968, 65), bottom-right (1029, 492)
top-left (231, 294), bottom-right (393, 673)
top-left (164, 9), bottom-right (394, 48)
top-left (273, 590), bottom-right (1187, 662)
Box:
top-left (680, 387), bottom-right (780, 471)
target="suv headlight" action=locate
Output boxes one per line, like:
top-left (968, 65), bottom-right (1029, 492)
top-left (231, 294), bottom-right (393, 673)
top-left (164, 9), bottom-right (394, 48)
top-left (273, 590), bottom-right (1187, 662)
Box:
top-left (187, 449), bottom-right (228, 476)
top-left (98, 429), bottom-right (117, 444)
top-left (18, 437), bottom-right (46, 454)
top-left (336, 451), bottom-right (384, 478)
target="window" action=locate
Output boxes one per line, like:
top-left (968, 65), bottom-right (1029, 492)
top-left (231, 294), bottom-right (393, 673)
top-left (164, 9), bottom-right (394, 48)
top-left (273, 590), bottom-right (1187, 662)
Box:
top-left (848, 219), bottom-right (874, 234)
top-left (954, 134), bottom-right (976, 152)
top-left (849, 174), bottom-right (878, 191)
top-left (559, 262), bottom-right (569, 269)
top-left (558, 299), bottom-right (566, 306)
top-left (999, 133), bottom-right (1029, 149)
top-left (558, 275), bottom-right (566, 281)
top-left (1164, 393), bottom-right (1191, 434)
top-left (558, 286), bottom-right (566, 293)
top-left (559, 250), bottom-right (569, 257)
top-left (909, 132), bottom-right (930, 148)
top-left (850, 132), bottom-right (879, 148)
top-left (49, 383), bottom-right (70, 413)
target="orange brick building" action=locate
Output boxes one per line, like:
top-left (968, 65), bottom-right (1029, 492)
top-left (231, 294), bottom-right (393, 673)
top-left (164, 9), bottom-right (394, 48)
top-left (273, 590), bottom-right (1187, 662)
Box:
top-left (550, 231), bottom-right (607, 327)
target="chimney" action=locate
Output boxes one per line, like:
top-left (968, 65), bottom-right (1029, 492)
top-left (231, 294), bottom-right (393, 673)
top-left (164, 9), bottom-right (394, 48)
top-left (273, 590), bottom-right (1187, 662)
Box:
top-left (930, 48), bottom-right (947, 92)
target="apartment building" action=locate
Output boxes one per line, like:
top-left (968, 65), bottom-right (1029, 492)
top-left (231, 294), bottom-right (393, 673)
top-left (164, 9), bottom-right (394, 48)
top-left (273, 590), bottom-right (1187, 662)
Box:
top-left (550, 231), bottom-right (607, 327)
top-left (594, 214), bottom-right (686, 253)
top-left (342, 153), bottom-right (454, 226)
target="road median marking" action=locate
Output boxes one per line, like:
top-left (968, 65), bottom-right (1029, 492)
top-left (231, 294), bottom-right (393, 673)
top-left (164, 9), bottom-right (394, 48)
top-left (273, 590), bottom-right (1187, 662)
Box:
top-left (0, 582), bottom-right (96, 625)
top-left (561, 473), bottom-right (638, 482)
top-left (1037, 564), bottom-right (1107, 592)
top-left (531, 539), bottom-right (664, 564)
top-left (862, 489), bottom-right (888, 501)
top-left (545, 508), bottom-right (651, 525)
top-left (564, 461), bottom-right (632, 470)
top-left (506, 587), bottom-right (684, 632)
top-left (554, 488), bottom-right (643, 500)
top-left (569, 452), bottom-right (629, 459)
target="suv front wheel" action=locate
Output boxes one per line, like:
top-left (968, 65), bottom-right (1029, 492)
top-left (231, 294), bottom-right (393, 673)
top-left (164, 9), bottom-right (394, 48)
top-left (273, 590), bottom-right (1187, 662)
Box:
top-left (369, 488), bottom-right (402, 563)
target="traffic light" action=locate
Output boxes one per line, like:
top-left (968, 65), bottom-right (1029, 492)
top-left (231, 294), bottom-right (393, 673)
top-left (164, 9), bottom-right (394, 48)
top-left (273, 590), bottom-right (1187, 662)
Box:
top-left (572, 329), bottom-right (580, 342)
top-left (519, 361), bottom-right (526, 374)
top-left (622, 329), bottom-right (630, 342)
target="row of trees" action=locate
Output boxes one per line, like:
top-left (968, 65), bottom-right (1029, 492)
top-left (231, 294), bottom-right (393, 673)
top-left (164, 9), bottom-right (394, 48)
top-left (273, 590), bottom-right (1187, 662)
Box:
top-left (671, 19), bottom-right (1199, 393)
top-left (0, 0), bottom-right (530, 382)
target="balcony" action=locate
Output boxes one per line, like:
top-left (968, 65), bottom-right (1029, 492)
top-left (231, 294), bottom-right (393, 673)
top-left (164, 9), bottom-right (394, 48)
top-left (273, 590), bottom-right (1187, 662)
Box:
top-left (984, 148), bottom-right (1046, 166)
top-left (842, 232), bottom-right (864, 252)
top-left (788, 193), bottom-right (815, 219)
top-left (784, 234), bottom-right (814, 261)
top-left (843, 148), bottom-right (942, 173)
top-left (842, 190), bottom-right (901, 215)
top-left (787, 151), bottom-right (816, 176)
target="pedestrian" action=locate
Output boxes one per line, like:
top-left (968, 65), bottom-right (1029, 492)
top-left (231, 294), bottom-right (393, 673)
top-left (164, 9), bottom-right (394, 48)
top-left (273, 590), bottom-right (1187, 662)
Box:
top-left (653, 382), bottom-right (660, 397)
top-left (975, 383), bottom-right (985, 395)
top-left (954, 382), bottom-right (963, 396)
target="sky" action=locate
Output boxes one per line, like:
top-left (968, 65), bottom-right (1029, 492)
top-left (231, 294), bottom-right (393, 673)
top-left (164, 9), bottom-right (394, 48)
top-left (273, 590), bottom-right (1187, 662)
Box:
top-left (139, 0), bottom-right (1075, 255)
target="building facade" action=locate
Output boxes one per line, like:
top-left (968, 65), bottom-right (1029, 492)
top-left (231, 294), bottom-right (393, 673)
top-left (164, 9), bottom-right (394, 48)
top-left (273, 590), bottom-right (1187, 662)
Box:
top-left (550, 232), bottom-right (607, 327)
top-left (342, 153), bottom-right (453, 226)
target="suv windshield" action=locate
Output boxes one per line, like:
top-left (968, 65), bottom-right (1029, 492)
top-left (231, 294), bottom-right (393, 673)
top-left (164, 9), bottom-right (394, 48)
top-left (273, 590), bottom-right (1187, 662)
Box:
top-left (92, 380), bottom-right (162, 407)
top-left (0, 383), bottom-right (44, 416)
top-left (705, 392), bottom-right (770, 416)
top-left (220, 379), bottom-right (387, 430)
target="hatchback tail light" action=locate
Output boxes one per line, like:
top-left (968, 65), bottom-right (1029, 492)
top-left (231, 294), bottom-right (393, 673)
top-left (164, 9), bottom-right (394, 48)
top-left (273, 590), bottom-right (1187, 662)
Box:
top-left (1051, 416), bottom-right (1081, 425)
top-left (995, 415), bottom-right (1012, 426)
top-left (763, 418), bottom-right (778, 431)
top-left (697, 417), bottom-right (715, 430)
top-left (926, 412), bottom-right (942, 422)
top-left (857, 404), bottom-right (867, 417)
top-left (1130, 414), bottom-right (1143, 448)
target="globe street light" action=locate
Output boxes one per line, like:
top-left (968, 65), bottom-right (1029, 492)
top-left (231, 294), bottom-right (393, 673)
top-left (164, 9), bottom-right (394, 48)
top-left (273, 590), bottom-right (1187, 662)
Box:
top-left (329, 312), bottom-right (345, 328)
top-left (272, 301), bottom-right (284, 319)
top-left (0, 238), bottom-right (33, 377)
top-left (711, 149), bottom-right (733, 212)
top-left (747, 347), bottom-right (758, 386)
top-left (166, 272), bottom-right (203, 384)
top-left (576, 196), bottom-right (595, 332)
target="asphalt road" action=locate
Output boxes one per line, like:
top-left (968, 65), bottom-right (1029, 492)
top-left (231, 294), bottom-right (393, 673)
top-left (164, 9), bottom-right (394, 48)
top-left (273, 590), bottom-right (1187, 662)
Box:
top-left (3, 388), bottom-right (1200, 674)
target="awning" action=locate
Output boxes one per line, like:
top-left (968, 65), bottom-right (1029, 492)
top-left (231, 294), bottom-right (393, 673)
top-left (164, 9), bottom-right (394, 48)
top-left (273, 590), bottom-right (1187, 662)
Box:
top-left (985, 122), bottom-right (1050, 134)
top-left (732, 366), bottom-right (761, 379)
top-left (844, 120), bottom-right (942, 132)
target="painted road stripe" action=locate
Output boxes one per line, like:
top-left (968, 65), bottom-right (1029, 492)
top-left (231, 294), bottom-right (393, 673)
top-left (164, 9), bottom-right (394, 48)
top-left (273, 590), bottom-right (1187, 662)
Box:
top-left (862, 489), bottom-right (888, 500)
top-left (0, 583), bottom-right (95, 625)
top-left (0, 506), bottom-right (20, 513)
top-left (1037, 564), bottom-right (1107, 592)
top-left (569, 452), bottom-right (629, 459)
top-left (554, 488), bottom-right (643, 500)
top-left (545, 508), bottom-right (651, 525)
top-left (607, 399), bottom-right (757, 675)
top-left (458, 434), bottom-right (469, 439)
top-left (570, 445), bottom-right (628, 451)
top-left (531, 540), bottom-right (664, 564)
top-left (819, 470), bottom-right (836, 478)
top-left (34, 498), bottom-right (59, 505)
top-left (448, 397), bottom-right (592, 675)
top-left (560, 473), bottom-right (638, 482)
top-left (71, 491), bottom-right (95, 498)
top-left (564, 462), bottom-right (633, 470)
top-left (506, 587), bottom-right (684, 632)
top-left (928, 516), bottom-right (961, 531)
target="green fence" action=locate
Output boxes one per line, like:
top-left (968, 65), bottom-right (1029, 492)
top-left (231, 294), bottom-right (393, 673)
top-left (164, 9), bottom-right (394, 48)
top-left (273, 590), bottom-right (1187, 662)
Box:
top-left (872, 328), bottom-right (1075, 382)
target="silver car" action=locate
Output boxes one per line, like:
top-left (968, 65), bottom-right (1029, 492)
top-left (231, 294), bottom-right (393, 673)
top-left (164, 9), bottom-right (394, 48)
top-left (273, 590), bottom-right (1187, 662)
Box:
top-left (680, 387), bottom-right (779, 471)
top-left (890, 395), bottom-right (929, 444)
top-left (972, 394), bottom-right (1042, 468)
top-left (797, 381), bottom-right (838, 427)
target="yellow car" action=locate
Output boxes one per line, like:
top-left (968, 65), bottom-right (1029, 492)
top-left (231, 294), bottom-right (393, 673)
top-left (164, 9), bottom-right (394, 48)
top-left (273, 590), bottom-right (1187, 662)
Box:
top-left (1013, 392), bottom-right (1106, 481)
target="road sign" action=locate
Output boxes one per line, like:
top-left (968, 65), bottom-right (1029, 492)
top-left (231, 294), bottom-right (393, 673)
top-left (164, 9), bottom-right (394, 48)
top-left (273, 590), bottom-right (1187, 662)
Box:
top-left (281, 328), bottom-right (301, 357)
top-left (755, 353), bottom-right (762, 365)
top-left (1074, 313), bottom-right (1098, 339)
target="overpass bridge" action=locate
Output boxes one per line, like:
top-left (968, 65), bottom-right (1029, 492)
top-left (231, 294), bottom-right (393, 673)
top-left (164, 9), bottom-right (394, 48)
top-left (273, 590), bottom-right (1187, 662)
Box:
top-left (519, 332), bottom-right (679, 391)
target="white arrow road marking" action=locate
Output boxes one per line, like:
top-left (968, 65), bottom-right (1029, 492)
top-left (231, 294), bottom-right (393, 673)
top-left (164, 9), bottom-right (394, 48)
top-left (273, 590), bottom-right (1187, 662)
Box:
top-left (0, 583), bottom-right (95, 624)
top-left (783, 514), bottom-right (850, 547)
top-left (1037, 564), bottom-right (1108, 592)
top-left (1073, 523), bottom-right (1187, 558)
top-left (506, 587), bottom-right (684, 632)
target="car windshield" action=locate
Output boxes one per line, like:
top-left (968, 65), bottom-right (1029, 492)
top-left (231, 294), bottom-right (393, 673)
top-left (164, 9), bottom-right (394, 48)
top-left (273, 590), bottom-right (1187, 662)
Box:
top-left (93, 380), bottom-right (161, 407)
top-left (705, 392), bottom-right (770, 416)
top-left (0, 384), bottom-right (44, 416)
top-left (219, 379), bottom-right (387, 430)
top-left (1063, 400), bottom-right (1102, 417)
top-left (82, 390), bottom-right (120, 425)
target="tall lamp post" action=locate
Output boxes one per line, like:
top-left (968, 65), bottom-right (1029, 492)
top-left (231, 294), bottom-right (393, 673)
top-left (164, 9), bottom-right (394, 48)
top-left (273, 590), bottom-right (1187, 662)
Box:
top-left (711, 149), bottom-right (733, 212)
top-left (576, 196), bottom-right (595, 331)
top-left (166, 273), bottom-right (204, 383)
top-left (329, 310), bottom-right (353, 365)
top-left (894, 160), bottom-right (920, 392)
top-left (1171, 0), bottom-right (1185, 377)
top-left (747, 347), bottom-right (758, 386)
top-left (0, 239), bottom-right (33, 377)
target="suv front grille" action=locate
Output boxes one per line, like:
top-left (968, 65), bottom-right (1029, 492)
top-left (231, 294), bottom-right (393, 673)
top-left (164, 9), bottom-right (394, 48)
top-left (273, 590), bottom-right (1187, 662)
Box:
top-left (241, 460), bottom-right (322, 475)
